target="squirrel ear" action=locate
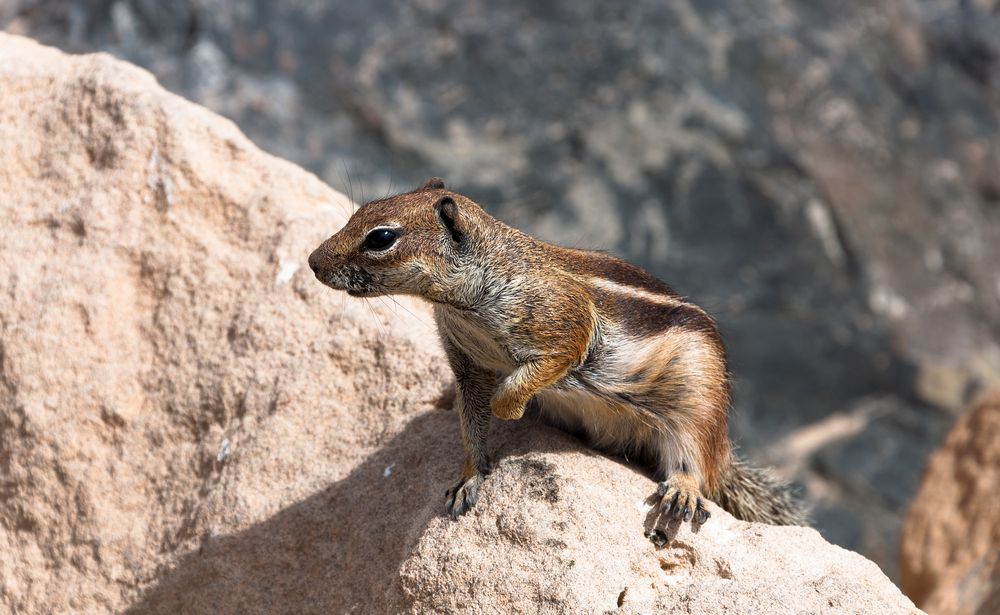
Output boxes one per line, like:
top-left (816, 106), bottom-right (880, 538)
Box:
top-left (435, 196), bottom-right (462, 243)
top-left (422, 177), bottom-right (446, 190)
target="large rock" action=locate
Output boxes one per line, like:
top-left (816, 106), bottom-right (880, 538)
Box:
top-left (899, 391), bottom-right (1000, 615)
top-left (0, 35), bottom-right (919, 614)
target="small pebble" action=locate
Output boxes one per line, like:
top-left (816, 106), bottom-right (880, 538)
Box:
top-left (646, 528), bottom-right (667, 547)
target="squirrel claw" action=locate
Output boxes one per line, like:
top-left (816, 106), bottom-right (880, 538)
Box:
top-left (669, 493), bottom-right (684, 519)
top-left (445, 473), bottom-right (484, 519)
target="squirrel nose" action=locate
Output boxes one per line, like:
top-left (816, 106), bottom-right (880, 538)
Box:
top-left (308, 247), bottom-right (326, 278)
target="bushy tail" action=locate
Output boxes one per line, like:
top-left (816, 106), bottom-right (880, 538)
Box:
top-left (712, 456), bottom-right (807, 526)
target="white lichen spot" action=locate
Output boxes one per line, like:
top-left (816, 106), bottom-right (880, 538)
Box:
top-left (275, 260), bottom-right (300, 285)
top-left (383, 463), bottom-right (396, 478)
top-left (147, 147), bottom-right (174, 210)
top-left (217, 438), bottom-right (231, 463)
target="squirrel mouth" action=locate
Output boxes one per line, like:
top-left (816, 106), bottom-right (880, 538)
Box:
top-left (346, 287), bottom-right (381, 298)
top-left (317, 266), bottom-right (379, 297)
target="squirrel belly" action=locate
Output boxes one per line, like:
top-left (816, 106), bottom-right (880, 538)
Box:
top-left (309, 178), bottom-right (807, 527)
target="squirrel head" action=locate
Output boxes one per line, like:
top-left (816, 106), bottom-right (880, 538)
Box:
top-left (308, 178), bottom-right (487, 301)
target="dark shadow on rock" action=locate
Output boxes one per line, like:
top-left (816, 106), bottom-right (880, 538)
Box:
top-left (642, 491), bottom-right (704, 547)
top-left (124, 407), bottom-right (602, 614)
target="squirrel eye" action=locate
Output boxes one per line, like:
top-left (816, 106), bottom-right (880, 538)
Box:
top-left (362, 228), bottom-right (397, 251)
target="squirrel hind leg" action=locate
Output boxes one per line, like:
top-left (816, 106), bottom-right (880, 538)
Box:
top-left (645, 433), bottom-right (712, 528)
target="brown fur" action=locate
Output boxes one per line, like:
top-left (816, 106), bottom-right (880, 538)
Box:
top-left (309, 179), bottom-right (805, 526)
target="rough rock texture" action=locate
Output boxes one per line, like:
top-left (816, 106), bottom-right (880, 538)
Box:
top-left (7, 0), bottom-right (999, 575)
top-left (899, 390), bottom-right (1000, 615)
top-left (0, 35), bottom-right (921, 614)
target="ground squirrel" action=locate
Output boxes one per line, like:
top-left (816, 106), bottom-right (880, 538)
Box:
top-left (309, 178), bottom-right (805, 529)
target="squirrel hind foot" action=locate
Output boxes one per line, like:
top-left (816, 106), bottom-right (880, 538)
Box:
top-left (656, 472), bottom-right (711, 525)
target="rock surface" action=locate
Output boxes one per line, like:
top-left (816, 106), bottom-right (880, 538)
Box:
top-left (9, 0), bottom-right (1000, 575)
top-left (899, 390), bottom-right (1000, 615)
top-left (0, 35), bottom-right (920, 614)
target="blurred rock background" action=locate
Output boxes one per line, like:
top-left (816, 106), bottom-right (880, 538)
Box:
top-left (5, 0), bottom-right (999, 579)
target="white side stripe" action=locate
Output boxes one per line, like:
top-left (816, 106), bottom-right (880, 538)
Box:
top-left (585, 277), bottom-right (680, 306)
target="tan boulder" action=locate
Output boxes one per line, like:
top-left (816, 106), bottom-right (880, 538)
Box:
top-left (0, 33), bottom-right (919, 614)
top-left (900, 391), bottom-right (1000, 615)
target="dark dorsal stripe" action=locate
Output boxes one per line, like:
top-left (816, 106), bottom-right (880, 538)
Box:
top-left (560, 250), bottom-right (679, 298)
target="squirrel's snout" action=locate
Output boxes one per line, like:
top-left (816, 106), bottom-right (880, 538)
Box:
top-left (309, 245), bottom-right (356, 292)
top-left (308, 246), bottom-right (336, 285)
top-left (309, 247), bottom-right (326, 281)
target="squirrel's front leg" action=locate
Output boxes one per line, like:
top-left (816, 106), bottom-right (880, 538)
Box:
top-left (492, 299), bottom-right (597, 420)
top-left (441, 340), bottom-right (495, 519)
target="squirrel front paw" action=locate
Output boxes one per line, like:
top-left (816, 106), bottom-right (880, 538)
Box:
top-left (445, 473), bottom-right (485, 519)
top-left (490, 388), bottom-right (526, 420)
